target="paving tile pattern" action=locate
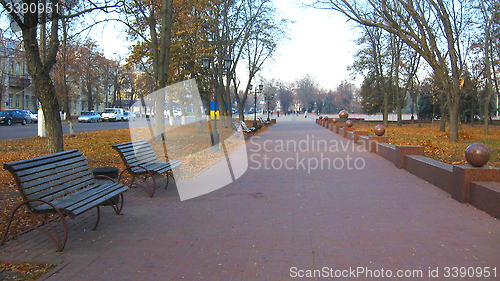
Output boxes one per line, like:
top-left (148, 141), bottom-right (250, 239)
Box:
top-left (1, 120), bottom-right (500, 280)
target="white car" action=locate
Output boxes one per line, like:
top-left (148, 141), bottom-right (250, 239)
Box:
top-left (172, 110), bottom-right (181, 117)
top-left (101, 108), bottom-right (124, 122)
top-left (22, 110), bottom-right (37, 123)
top-left (164, 110), bottom-right (182, 118)
top-left (78, 112), bottom-right (101, 123)
top-left (123, 112), bottom-right (136, 121)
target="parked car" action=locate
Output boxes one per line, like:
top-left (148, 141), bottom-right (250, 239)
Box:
top-left (21, 110), bottom-right (37, 123)
top-left (0, 109), bottom-right (29, 126)
top-left (123, 112), bottom-right (136, 121)
top-left (170, 109), bottom-right (181, 118)
top-left (78, 111), bottom-right (101, 123)
top-left (101, 108), bottom-right (124, 122)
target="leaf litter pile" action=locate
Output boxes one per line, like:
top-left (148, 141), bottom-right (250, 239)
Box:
top-left (0, 120), bottom-right (260, 279)
top-left (0, 262), bottom-right (57, 280)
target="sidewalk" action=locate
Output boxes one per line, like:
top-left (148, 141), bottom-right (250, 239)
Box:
top-left (1, 120), bottom-right (500, 280)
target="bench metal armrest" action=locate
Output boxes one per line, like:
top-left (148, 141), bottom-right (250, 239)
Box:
top-left (94, 175), bottom-right (116, 183)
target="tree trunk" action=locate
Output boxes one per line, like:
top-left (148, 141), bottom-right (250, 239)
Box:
top-left (61, 18), bottom-right (74, 136)
top-left (36, 75), bottom-right (64, 153)
top-left (193, 91), bottom-right (203, 133)
top-left (439, 92), bottom-right (446, 132)
top-left (180, 102), bottom-right (186, 126)
top-left (22, 9), bottom-right (63, 153)
top-left (471, 98), bottom-right (475, 126)
top-left (383, 93), bottom-right (389, 127)
top-left (449, 94), bottom-right (460, 142)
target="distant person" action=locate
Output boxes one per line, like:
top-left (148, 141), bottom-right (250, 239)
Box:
top-left (304, 111), bottom-right (308, 118)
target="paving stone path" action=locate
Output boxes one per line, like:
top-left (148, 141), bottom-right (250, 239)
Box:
top-left (1, 119), bottom-right (500, 280)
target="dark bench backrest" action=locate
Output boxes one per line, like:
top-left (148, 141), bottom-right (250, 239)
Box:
top-left (112, 140), bottom-right (160, 167)
top-left (3, 149), bottom-right (96, 210)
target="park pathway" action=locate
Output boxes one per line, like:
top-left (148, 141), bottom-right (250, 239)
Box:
top-left (1, 118), bottom-right (500, 280)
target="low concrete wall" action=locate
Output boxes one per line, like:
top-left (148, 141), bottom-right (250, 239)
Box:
top-left (406, 155), bottom-right (455, 195)
top-left (452, 165), bottom-right (500, 203)
top-left (373, 143), bottom-right (425, 169)
top-left (342, 127), bottom-right (355, 138)
top-left (397, 145), bottom-right (425, 169)
top-left (353, 130), bottom-right (368, 142)
top-left (357, 135), bottom-right (389, 152)
top-left (470, 181), bottom-right (500, 219)
top-left (376, 143), bottom-right (397, 165)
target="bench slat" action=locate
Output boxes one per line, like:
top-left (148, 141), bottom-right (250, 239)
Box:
top-left (29, 174), bottom-right (95, 205)
top-left (5, 150), bottom-right (83, 174)
top-left (19, 159), bottom-right (88, 183)
top-left (126, 152), bottom-right (160, 162)
top-left (22, 163), bottom-right (90, 190)
top-left (129, 160), bottom-right (182, 174)
top-left (24, 169), bottom-right (94, 196)
top-left (46, 183), bottom-right (126, 215)
top-left (71, 185), bottom-right (128, 216)
top-left (34, 183), bottom-right (128, 216)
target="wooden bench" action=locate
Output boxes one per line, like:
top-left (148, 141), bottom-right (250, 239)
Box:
top-left (240, 121), bottom-right (255, 132)
top-left (232, 121), bottom-right (251, 133)
top-left (1, 149), bottom-right (128, 251)
top-left (258, 117), bottom-right (270, 125)
top-left (112, 140), bottom-right (182, 198)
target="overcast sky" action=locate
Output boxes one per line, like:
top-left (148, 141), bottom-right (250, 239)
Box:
top-left (90, 1), bottom-right (360, 91)
top-left (258, 0), bottom-right (360, 90)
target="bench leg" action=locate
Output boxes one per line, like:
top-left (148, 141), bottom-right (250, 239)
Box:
top-left (164, 172), bottom-right (171, 189)
top-left (109, 193), bottom-right (124, 215)
top-left (92, 206), bottom-right (101, 231)
top-left (119, 167), bottom-right (156, 198)
top-left (1, 199), bottom-right (69, 252)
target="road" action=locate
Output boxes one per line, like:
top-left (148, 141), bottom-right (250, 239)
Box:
top-left (0, 116), bottom-right (203, 141)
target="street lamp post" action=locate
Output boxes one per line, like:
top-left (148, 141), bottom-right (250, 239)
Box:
top-left (249, 84), bottom-right (263, 127)
top-left (264, 93), bottom-right (274, 122)
top-left (202, 57), bottom-right (233, 150)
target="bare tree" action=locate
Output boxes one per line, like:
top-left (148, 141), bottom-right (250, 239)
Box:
top-left (0, 0), bottom-right (121, 152)
top-left (120, 0), bottom-right (173, 136)
top-left (296, 74), bottom-right (319, 112)
top-left (310, 0), bottom-right (474, 142)
top-left (224, 0), bottom-right (288, 121)
top-left (478, 0), bottom-right (500, 134)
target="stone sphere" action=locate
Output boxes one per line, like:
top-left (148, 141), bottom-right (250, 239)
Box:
top-left (339, 110), bottom-right (349, 119)
top-left (465, 143), bottom-right (490, 167)
top-left (345, 120), bottom-right (353, 127)
top-left (323, 116), bottom-right (329, 121)
top-left (374, 125), bottom-right (386, 136)
top-left (332, 118), bottom-right (337, 123)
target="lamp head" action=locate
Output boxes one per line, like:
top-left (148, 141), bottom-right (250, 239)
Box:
top-left (259, 84), bottom-right (263, 91)
top-left (202, 57), bottom-right (211, 69)
top-left (223, 58), bottom-right (233, 70)
top-left (249, 84), bottom-right (253, 91)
